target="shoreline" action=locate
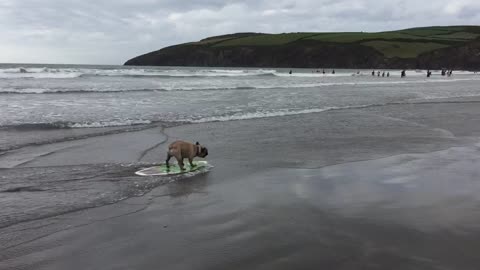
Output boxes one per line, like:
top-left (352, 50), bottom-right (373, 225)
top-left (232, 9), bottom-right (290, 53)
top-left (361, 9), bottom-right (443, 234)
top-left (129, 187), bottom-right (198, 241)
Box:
top-left (3, 95), bottom-right (480, 155)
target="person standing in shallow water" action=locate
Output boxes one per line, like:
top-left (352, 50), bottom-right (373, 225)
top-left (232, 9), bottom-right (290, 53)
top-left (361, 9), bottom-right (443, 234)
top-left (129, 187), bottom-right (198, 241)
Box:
top-left (289, 70), bottom-right (292, 75)
top-left (387, 72), bottom-right (390, 77)
top-left (372, 70), bottom-right (375, 76)
top-left (401, 70), bottom-right (406, 78)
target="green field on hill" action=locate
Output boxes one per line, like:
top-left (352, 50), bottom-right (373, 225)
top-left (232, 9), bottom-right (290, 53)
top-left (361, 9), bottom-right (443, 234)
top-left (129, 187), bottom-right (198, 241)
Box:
top-left (212, 32), bottom-right (317, 46)
top-left (190, 26), bottom-right (480, 59)
top-left (361, 41), bottom-right (450, 58)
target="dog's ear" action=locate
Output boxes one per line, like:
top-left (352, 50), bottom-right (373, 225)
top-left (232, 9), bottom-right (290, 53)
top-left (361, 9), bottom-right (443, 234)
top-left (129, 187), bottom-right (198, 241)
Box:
top-left (196, 142), bottom-right (200, 145)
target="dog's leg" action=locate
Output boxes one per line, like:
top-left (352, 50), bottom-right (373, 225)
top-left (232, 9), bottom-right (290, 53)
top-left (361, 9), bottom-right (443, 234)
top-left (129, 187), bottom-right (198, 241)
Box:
top-left (176, 156), bottom-right (185, 170)
top-left (166, 153), bottom-right (172, 169)
top-left (188, 157), bottom-right (195, 168)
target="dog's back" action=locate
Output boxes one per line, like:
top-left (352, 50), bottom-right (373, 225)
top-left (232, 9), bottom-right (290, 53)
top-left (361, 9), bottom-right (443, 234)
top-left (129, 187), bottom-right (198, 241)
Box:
top-left (168, 140), bottom-right (194, 159)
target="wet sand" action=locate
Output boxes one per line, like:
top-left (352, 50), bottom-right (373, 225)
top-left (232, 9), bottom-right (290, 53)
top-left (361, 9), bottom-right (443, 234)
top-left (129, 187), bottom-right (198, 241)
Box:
top-left (2, 101), bottom-right (480, 269)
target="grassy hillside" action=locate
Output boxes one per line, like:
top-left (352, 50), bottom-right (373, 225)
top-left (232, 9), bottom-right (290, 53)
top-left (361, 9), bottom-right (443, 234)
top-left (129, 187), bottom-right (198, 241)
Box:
top-left (362, 41), bottom-right (450, 58)
top-left (125, 26), bottom-right (480, 69)
top-left (213, 32), bottom-right (318, 46)
top-left (188, 26), bottom-right (480, 59)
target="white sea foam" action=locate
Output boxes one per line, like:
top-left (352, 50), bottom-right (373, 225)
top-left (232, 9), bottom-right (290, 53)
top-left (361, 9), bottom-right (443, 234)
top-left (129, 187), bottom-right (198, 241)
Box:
top-left (68, 119), bottom-right (152, 128)
top-left (3, 76), bottom-right (479, 94)
top-left (414, 92), bottom-right (480, 100)
top-left (0, 70), bottom-right (83, 79)
top-left (55, 105), bottom-right (376, 128)
top-left (0, 88), bottom-right (50, 94)
top-left (190, 105), bottom-right (375, 123)
top-left (0, 67), bottom-right (278, 79)
top-left (274, 72), bottom-right (354, 77)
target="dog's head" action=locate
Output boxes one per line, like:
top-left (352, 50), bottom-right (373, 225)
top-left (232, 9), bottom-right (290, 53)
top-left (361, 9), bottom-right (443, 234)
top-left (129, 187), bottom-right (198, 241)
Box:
top-left (196, 142), bottom-right (209, 158)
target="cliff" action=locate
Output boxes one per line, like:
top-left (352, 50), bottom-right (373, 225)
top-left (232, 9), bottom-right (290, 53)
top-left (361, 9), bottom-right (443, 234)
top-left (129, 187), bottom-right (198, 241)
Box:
top-left (125, 26), bottom-right (480, 70)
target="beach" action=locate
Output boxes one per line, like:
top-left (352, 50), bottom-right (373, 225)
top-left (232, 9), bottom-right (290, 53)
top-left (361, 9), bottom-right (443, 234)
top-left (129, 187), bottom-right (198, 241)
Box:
top-left (2, 65), bottom-right (480, 269)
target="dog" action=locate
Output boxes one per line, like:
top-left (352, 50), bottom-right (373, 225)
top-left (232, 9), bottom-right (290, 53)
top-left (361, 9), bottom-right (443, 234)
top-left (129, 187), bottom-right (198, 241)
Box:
top-left (166, 140), bottom-right (208, 170)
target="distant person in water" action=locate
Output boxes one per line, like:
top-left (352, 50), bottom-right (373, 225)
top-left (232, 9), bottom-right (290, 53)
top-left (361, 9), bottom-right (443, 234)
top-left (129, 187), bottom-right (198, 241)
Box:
top-left (401, 70), bottom-right (406, 78)
top-left (289, 70), bottom-right (292, 75)
top-left (377, 71), bottom-right (380, 77)
top-left (441, 69), bottom-right (446, 76)
top-left (322, 69), bottom-right (325, 74)
top-left (382, 72), bottom-right (385, 77)
top-left (427, 70), bottom-right (432, 77)
top-left (332, 69), bottom-right (335, 74)
top-left (372, 70), bottom-right (375, 76)
top-left (387, 72), bottom-right (390, 77)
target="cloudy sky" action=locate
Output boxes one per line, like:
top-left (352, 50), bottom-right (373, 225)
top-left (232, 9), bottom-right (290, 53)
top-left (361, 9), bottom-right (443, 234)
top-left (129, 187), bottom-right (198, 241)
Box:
top-left (1, 0), bottom-right (479, 65)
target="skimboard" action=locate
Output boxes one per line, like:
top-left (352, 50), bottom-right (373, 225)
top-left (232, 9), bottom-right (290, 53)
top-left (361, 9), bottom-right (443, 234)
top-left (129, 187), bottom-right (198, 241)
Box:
top-left (135, 160), bottom-right (209, 176)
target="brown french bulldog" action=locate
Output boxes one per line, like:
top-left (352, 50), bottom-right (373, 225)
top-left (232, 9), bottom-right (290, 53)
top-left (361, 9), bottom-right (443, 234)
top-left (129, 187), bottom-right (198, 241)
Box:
top-left (166, 140), bottom-right (208, 170)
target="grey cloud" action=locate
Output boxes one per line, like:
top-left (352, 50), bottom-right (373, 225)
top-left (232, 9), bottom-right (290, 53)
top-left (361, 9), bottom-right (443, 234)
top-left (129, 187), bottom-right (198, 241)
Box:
top-left (0, 0), bottom-right (478, 64)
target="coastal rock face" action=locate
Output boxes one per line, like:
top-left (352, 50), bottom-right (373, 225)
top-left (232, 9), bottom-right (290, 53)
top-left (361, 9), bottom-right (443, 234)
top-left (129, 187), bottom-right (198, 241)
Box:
top-left (125, 26), bottom-right (480, 69)
top-left (125, 42), bottom-right (386, 68)
top-left (417, 41), bottom-right (480, 70)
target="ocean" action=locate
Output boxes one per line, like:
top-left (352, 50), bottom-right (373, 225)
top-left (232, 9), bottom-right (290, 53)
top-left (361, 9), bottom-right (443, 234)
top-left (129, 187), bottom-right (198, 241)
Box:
top-left (2, 63), bottom-right (480, 270)
top-left (2, 64), bottom-right (479, 128)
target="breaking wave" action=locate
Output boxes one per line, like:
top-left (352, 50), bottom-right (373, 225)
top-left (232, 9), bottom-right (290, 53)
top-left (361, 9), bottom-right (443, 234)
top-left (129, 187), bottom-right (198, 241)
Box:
top-left (0, 67), bottom-right (278, 79)
top-left (2, 77), bottom-right (480, 94)
top-left (0, 105), bottom-right (376, 130)
top-left (189, 105), bottom-right (377, 123)
top-left (1, 120), bottom-right (153, 130)
top-left (4, 98), bottom-right (480, 131)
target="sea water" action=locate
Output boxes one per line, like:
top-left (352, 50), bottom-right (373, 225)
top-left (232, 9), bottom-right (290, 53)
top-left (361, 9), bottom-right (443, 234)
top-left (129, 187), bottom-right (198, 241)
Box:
top-left (1, 64), bottom-right (479, 130)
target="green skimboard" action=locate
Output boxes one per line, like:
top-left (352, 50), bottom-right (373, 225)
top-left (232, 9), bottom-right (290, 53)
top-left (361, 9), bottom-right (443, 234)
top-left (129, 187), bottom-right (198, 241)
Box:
top-left (135, 160), bottom-right (209, 176)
